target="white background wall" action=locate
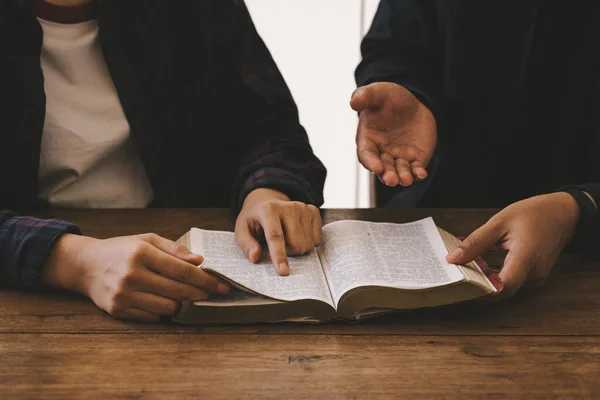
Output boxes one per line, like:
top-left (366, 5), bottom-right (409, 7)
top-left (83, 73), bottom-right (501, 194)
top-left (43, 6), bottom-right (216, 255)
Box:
top-left (245, 0), bottom-right (380, 208)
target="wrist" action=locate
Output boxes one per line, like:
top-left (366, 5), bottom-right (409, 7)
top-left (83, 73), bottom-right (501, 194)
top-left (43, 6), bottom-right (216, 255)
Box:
top-left (552, 192), bottom-right (580, 243)
top-left (559, 188), bottom-right (599, 252)
top-left (243, 188), bottom-right (290, 208)
top-left (42, 233), bottom-right (97, 295)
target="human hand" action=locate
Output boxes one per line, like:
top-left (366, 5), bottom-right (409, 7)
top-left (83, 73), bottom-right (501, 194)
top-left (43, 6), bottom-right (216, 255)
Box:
top-left (235, 188), bottom-right (322, 276)
top-left (43, 233), bottom-right (230, 322)
top-left (446, 193), bottom-right (582, 297)
top-left (351, 82), bottom-right (437, 187)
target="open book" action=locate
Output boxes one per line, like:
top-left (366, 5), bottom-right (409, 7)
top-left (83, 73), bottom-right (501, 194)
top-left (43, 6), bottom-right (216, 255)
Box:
top-left (173, 218), bottom-right (502, 325)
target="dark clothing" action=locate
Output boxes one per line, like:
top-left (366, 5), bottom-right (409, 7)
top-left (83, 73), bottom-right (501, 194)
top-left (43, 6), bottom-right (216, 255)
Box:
top-left (357, 0), bottom-right (599, 250)
top-left (0, 0), bottom-right (326, 290)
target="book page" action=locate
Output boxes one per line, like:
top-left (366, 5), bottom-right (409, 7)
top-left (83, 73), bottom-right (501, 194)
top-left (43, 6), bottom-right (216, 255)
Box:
top-left (318, 218), bottom-right (463, 305)
top-left (188, 229), bottom-right (334, 307)
top-left (191, 289), bottom-right (285, 307)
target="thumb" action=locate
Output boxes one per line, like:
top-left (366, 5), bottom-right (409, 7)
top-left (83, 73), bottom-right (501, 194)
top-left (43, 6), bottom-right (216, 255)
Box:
top-left (350, 83), bottom-right (387, 112)
top-left (446, 220), bottom-right (504, 265)
top-left (235, 221), bottom-right (263, 263)
top-left (142, 233), bottom-right (204, 266)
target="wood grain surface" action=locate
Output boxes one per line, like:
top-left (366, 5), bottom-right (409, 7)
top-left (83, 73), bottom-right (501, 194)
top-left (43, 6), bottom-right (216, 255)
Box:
top-left (1, 209), bottom-right (598, 399)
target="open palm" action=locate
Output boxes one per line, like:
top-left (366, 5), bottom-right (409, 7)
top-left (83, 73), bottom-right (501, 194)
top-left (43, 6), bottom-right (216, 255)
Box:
top-left (351, 82), bottom-right (437, 187)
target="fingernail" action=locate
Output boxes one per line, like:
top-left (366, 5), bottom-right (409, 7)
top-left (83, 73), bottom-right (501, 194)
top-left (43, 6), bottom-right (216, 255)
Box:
top-left (193, 254), bottom-right (205, 267)
top-left (447, 248), bottom-right (463, 261)
top-left (277, 262), bottom-right (289, 275)
top-left (217, 283), bottom-right (230, 294)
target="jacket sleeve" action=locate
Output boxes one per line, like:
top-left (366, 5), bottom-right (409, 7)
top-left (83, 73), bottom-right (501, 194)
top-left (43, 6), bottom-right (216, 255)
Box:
top-left (559, 184), bottom-right (600, 255)
top-left (355, 0), bottom-right (442, 120)
top-left (225, 0), bottom-right (326, 211)
top-left (0, 210), bottom-right (80, 290)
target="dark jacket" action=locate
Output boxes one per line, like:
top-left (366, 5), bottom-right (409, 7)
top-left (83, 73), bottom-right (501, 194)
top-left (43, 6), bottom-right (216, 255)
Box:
top-left (0, 0), bottom-right (326, 290)
top-left (357, 0), bottom-right (599, 251)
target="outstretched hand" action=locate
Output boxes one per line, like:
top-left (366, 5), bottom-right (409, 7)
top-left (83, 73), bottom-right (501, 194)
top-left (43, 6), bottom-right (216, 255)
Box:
top-left (351, 82), bottom-right (437, 187)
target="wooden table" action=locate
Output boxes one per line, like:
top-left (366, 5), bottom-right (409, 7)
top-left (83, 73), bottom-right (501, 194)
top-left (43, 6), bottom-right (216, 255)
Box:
top-left (1, 209), bottom-right (599, 399)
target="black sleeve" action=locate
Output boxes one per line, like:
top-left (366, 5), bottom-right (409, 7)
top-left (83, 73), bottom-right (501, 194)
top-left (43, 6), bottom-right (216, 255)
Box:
top-left (355, 0), bottom-right (442, 120)
top-left (559, 183), bottom-right (600, 255)
top-left (225, 0), bottom-right (327, 211)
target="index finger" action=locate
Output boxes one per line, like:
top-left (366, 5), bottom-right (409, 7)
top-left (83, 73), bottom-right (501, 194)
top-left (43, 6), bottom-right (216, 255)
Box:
top-left (258, 211), bottom-right (290, 276)
top-left (446, 219), bottom-right (504, 265)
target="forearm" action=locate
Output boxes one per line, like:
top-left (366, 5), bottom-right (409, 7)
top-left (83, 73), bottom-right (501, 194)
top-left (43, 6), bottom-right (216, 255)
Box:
top-left (228, 0), bottom-right (326, 210)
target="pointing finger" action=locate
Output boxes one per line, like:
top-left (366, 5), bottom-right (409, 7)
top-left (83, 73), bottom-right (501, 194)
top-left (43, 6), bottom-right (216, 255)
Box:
top-left (446, 219), bottom-right (505, 265)
top-left (258, 211), bottom-right (290, 276)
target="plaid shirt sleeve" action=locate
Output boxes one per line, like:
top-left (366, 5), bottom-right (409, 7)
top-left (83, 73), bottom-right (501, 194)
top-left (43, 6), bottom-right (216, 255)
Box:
top-left (0, 210), bottom-right (81, 290)
top-left (227, 0), bottom-right (326, 211)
